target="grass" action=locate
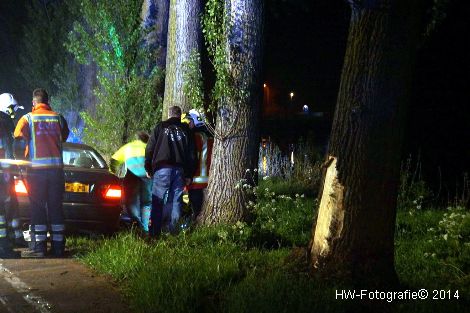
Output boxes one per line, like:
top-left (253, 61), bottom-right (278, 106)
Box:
top-left (67, 182), bottom-right (470, 313)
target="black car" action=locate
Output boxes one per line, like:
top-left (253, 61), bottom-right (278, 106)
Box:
top-left (14, 142), bottom-right (123, 234)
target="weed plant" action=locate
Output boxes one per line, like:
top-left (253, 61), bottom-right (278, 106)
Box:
top-left (69, 179), bottom-right (470, 313)
top-left (258, 139), bottom-right (322, 197)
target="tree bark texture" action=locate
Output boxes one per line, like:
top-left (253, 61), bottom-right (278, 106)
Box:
top-left (310, 0), bottom-right (424, 284)
top-left (141, 0), bottom-right (170, 71)
top-left (198, 0), bottom-right (264, 225)
top-left (162, 0), bottom-right (202, 118)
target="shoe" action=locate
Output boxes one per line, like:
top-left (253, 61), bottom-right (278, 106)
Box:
top-left (21, 248), bottom-right (46, 258)
top-left (49, 241), bottom-right (65, 258)
top-left (21, 241), bottom-right (46, 258)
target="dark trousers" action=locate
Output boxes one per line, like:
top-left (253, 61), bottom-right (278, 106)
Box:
top-left (0, 170), bottom-right (21, 244)
top-left (188, 188), bottom-right (204, 218)
top-left (27, 168), bottom-right (65, 245)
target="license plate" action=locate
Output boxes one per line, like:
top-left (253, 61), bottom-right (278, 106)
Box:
top-left (65, 182), bottom-right (89, 193)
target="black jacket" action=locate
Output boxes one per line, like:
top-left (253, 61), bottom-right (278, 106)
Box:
top-left (145, 117), bottom-right (196, 178)
top-left (0, 112), bottom-right (15, 158)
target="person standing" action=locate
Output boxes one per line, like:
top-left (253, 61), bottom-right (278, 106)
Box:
top-left (145, 106), bottom-right (195, 236)
top-left (0, 93), bottom-right (25, 257)
top-left (14, 88), bottom-right (69, 258)
top-left (182, 109), bottom-right (213, 219)
top-left (110, 131), bottom-right (152, 234)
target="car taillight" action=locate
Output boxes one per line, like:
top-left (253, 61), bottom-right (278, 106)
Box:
top-left (103, 185), bottom-right (122, 199)
top-left (15, 179), bottom-right (28, 195)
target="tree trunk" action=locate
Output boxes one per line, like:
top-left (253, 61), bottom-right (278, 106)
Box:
top-left (198, 0), bottom-right (264, 225)
top-left (141, 0), bottom-right (170, 71)
top-left (309, 0), bottom-right (424, 285)
top-left (162, 0), bottom-right (202, 118)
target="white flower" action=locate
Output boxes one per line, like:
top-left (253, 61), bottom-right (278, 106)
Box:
top-left (245, 169), bottom-right (250, 173)
top-left (254, 168), bottom-right (258, 172)
top-left (262, 176), bottom-right (270, 181)
top-left (295, 194), bottom-right (300, 198)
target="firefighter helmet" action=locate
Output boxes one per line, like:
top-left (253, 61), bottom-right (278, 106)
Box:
top-left (188, 109), bottom-right (205, 127)
top-left (0, 93), bottom-right (23, 115)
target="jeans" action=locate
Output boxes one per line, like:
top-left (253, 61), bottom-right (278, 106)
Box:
top-left (125, 173), bottom-right (152, 232)
top-left (149, 167), bottom-right (184, 236)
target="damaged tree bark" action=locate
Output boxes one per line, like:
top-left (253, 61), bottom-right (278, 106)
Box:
top-left (310, 0), bottom-right (424, 286)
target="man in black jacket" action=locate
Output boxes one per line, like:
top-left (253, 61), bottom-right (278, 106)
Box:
top-left (145, 106), bottom-right (195, 236)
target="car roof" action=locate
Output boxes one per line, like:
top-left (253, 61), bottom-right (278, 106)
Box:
top-left (63, 142), bottom-right (97, 151)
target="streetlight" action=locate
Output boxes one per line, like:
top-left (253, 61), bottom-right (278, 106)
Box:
top-left (263, 83), bottom-right (267, 88)
top-left (289, 92), bottom-right (294, 100)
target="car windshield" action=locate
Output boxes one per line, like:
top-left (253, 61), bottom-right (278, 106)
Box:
top-left (63, 146), bottom-right (107, 169)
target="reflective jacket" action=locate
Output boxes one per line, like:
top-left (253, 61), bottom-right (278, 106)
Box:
top-left (14, 103), bottom-right (69, 168)
top-left (188, 128), bottom-right (213, 190)
top-left (111, 140), bottom-right (147, 178)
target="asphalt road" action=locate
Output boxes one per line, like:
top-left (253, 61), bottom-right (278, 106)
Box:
top-left (0, 250), bottom-right (129, 313)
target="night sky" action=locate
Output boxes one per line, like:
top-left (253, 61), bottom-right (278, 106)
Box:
top-left (0, 0), bottom-right (469, 199)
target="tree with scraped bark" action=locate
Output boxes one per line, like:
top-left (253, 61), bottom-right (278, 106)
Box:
top-left (309, 0), bottom-right (429, 286)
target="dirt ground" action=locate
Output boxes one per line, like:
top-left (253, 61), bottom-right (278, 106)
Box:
top-left (0, 249), bottom-right (130, 313)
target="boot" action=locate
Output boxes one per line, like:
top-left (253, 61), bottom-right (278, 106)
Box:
top-left (0, 238), bottom-right (18, 259)
top-left (21, 228), bottom-right (47, 258)
top-left (50, 240), bottom-right (65, 258)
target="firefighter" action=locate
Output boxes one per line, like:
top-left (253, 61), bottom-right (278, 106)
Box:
top-left (110, 131), bottom-right (152, 234)
top-left (181, 109), bottom-right (213, 218)
top-left (0, 93), bottom-right (25, 257)
top-left (14, 88), bottom-right (69, 258)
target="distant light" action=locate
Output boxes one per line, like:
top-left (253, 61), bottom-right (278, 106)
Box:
top-left (290, 92), bottom-right (294, 99)
top-left (263, 83), bottom-right (267, 88)
top-left (303, 105), bottom-right (309, 113)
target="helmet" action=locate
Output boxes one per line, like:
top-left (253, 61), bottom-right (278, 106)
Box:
top-left (188, 109), bottom-right (205, 127)
top-left (0, 93), bottom-right (23, 116)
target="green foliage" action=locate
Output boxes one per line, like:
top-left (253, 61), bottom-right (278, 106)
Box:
top-left (248, 181), bottom-right (317, 247)
top-left (182, 51), bottom-right (205, 112)
top-left (183, 0), bottom-right (249, 125)
top-left (67, 0), bottom-right (163, 156)
top-left (397, 155), bottom-right (433, 211)
top-left (395, 208), bottom-right (470, 292)
top-left (202, 0), bottom-right (236, 109)
top-left (80, 72), bottom-right (162, 156)
top-left (69, 186), bottom-right (470, 313)
top-left (424, 206), bottom-right (470, 272)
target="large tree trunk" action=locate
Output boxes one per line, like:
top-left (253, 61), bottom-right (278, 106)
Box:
top-left (141, 0), bottom-right (170, 71)
top-left (198, 0), bottom-right (264, 225)
top-left (162, 0), bottom-right (202, 118)
top-left (309, 0), bottom-right (424, 285)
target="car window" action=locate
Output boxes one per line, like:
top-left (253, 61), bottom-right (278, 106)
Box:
top-left (63, 147), bottom-right (107, 169)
